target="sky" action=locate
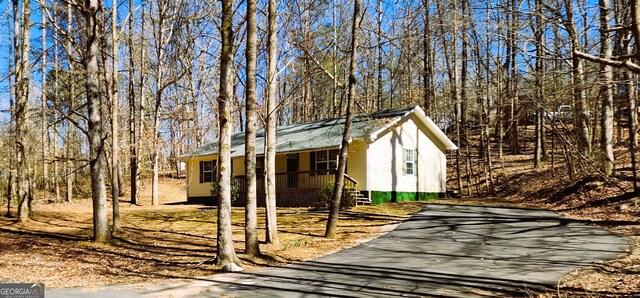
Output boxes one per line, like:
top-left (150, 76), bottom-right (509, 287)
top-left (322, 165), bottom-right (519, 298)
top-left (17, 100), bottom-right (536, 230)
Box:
top-left (0, 0), bottom-right (604, 126)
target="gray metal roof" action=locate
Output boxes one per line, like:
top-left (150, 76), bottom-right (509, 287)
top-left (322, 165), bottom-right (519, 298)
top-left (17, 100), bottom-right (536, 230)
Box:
top-left (182, 105), bottom-right (454, 158)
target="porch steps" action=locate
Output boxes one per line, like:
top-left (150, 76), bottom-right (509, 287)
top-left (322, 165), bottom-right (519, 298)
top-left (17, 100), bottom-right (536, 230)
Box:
top-left (348, 189), bottom-right (371, 205)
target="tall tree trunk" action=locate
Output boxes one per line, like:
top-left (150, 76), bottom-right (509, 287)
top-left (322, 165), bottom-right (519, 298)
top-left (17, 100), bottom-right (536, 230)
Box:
top-left (461, 0), bottom-right (470, 195)
top-left (216, 0), bottom-right (241, 270)
top-left (83, 0), bottom-right (111, 242)
top-left (422, 0), bottom-right (433, 115)
top-left (623, 27), bottom-right (638, 192)
top-left (244, 0), bottom-right (260, 257)
top-left (453, 0), bottom-right (463, 194)
top-left (533, 0), bottom-right (544, 168)
top-left (16, 0), bottom-right (32, 222)
top-left (264, 0), bottom-right (279, 245)
top-left (509, 0), bottom-right (520, 155)
top-left (151, 1), bottom-right (166, 207)
top-left (564, 0), bottom-right (590, 156)
top-left (152, 87), bottom-right (162, 206)
top-left (436, 0), bottom-right (461, 192)
top-left (53, 2), bottom-right (60, 202)
top-left (627, 70), bottom-right (639, 192)
top-left (66, 2), bottom-right (75, 203)
top-left (128, 0), bottom-right (138, 205)
top-left (7, 0), bottom-right (18, 217)
top-left (111, 0), bottom-right (121, 231)
top-left (482, 3), bottom-right (495, 194)
top-left (41, 2), bottom-right (49, 198)
top-left (377, 0), bottom-right (383, 111)
top-left (325, 0), bottom-right (360, 239)
top-left (135, 1), bottom-right (146, 205)
top-left (332, 1), bottom-right (339, 116)
top-left (599, 0), bottom-right (614, 175)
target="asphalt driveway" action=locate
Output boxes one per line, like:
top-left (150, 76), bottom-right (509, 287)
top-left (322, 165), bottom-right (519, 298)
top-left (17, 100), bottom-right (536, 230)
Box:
top-left (49, 204), bottom-right (629, 297)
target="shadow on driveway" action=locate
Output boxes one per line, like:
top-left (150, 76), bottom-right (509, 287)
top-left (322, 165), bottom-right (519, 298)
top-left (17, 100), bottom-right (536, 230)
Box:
top-left (49, 204), bottom-right (629, 297)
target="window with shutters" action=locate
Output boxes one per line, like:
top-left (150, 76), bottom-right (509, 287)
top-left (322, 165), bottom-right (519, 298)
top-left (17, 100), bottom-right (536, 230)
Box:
top-left (404, 149), bottom-right (415, 175)
top-left (199, 160), bottom-right (217, 183)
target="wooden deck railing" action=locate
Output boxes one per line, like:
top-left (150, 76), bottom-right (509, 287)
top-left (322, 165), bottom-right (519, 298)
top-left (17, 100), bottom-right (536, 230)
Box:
top-left (235, 170), bottom-right (359, 207)
top-left (236, 170), bottom-right (339, 193)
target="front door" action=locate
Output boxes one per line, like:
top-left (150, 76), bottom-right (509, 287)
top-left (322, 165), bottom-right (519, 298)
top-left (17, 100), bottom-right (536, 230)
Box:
top-left (287, 154), bottom-right (299, 188)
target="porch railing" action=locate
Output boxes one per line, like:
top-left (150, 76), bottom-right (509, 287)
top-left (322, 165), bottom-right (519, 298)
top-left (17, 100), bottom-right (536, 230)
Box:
top-left (235, 170), bottom-right (359, 207)
top-left (236, 170), bottom-right (337, 193)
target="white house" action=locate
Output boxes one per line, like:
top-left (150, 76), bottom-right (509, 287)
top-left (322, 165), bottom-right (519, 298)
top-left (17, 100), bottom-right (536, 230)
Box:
top-left (182, 105), bottom-right (457, 206)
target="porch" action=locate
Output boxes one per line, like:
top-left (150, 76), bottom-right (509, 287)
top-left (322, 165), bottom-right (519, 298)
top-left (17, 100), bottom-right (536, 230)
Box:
top-left (234, 170), bottom-right (363, 207)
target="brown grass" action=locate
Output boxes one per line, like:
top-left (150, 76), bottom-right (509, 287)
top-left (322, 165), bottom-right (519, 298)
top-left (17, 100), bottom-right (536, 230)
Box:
top-left (0, 178), bottom-right (423, 289)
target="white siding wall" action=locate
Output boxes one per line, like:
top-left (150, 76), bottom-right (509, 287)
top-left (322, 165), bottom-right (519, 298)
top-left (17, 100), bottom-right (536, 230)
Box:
top-left (367, 115), bottom-right (447, 193)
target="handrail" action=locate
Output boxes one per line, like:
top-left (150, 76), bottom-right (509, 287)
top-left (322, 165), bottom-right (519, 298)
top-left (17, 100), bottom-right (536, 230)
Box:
top-left (235, 170), bottom-right (338, 178)
top-left (344, 173), bottom-right (358, 186)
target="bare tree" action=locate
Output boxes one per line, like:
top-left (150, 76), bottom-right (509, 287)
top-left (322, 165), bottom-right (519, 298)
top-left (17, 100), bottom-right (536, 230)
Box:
top-left (377, 0), bottom-right (383, 111)
top-left (599, 0), bottom-right (615, 175)
top-left (52, 1), bottom-right (60, 202)
top-left (136, 0), bottom-right (148, 205)
top-left (264, 0), bottom-right (279, 245)
top-left (7, 0), bottom-right (18, 217)
top-left (149, 0), bottom-right (187, 206)
top-left (533, 0), bottom-right (544, 168)
top-left (16, 0), bottom-right (32, 222)
top-left (563, 0), bottom-right (591, 156)
top-left (325, 0), bottom-right (360, 239)
top-left (66, 2), bottom-right (75, 203)
top-left (128, 0), bottom-right (139, 205)
top-left (82, 0), bottom-right (111, 242)
top-left (111, 0), bottom-right (121, 231)
top-left (216, 0), bottom-right (242, 271)
top-left (41, 0), bottom-right (49, 199)
top-left (422, 0), bottom-right (434, 115)
top-left (244, 0), bottom-right (260, 256)
top-left (507, 0), bottom-right (520, 155)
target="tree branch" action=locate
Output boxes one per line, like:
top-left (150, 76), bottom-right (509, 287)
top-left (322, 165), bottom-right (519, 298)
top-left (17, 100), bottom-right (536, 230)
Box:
top-left (574, 50), bottom-right (640, 73)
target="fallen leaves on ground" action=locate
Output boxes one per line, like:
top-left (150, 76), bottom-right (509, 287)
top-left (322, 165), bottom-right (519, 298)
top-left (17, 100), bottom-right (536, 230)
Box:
top-left (0, 178), bottom-right (423, 289)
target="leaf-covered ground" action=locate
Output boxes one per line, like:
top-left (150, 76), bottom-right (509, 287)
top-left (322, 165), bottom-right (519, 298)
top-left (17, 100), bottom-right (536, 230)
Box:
top-left (2, 143), bottom-right (638, 297)
top-left (0, 178), bottom-right (423, 289)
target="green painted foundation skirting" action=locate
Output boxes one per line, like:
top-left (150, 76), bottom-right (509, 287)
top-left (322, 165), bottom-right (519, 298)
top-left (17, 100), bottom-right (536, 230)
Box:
top-left (370, 191), bottom-right (442, 205)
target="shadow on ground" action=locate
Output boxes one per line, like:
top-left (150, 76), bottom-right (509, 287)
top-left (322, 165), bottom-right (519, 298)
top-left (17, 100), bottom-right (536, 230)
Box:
top-left (48, 204), bottom-right (630, 297)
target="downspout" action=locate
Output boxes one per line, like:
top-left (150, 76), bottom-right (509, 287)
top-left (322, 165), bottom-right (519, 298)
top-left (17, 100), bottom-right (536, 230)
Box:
top-left (186, 158), bottom-right (189, 199)
top-left (366, 143), bottom-right (371, 200)
top-left (416, 126), bottom-right (420, 197)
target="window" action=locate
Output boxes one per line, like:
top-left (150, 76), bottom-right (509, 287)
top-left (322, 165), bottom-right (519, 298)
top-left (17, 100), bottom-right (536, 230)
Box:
top-left (256, 157), bottom-right (265, 177)
top-left (311, 149), bottom-right (339, 173)
top-left (404, 149), bottom-right (415, 175)
top-left (199, 160), bottom-right (217, 183)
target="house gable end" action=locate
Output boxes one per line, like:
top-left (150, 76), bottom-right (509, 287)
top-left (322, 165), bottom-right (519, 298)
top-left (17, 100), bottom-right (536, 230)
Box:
top-left (365, 106), bottom-right (457, 151)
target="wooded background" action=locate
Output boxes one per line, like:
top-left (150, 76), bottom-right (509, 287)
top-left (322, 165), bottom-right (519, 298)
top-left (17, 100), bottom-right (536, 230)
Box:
top-left (0, 0), bottom-right (638, 243)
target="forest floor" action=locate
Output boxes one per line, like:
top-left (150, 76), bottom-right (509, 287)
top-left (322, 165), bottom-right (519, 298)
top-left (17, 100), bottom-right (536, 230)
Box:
top-left (1, 142), bottom-right (639, 296)
top-left (0, 177), bottom-right (423, 289)
top-left (437, 142), bottom-right (640, 297)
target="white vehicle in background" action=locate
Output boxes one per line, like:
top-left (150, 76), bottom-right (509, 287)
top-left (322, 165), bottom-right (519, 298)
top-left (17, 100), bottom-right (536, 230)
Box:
top-left (547, 105), bottom-right (573, 123)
